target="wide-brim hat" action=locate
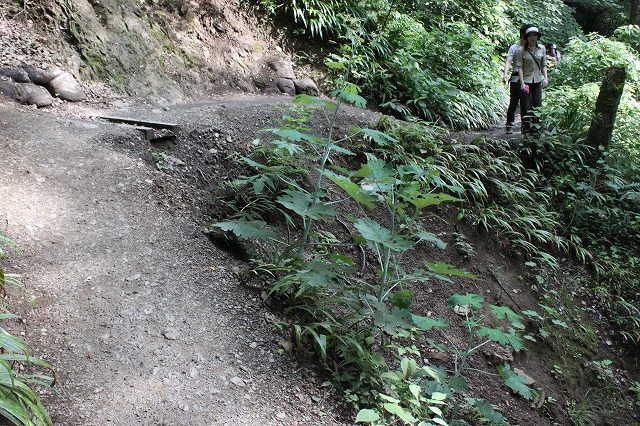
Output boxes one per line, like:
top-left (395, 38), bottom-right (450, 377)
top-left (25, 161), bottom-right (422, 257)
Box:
top-left (525, 26), bottom-right (542, 38)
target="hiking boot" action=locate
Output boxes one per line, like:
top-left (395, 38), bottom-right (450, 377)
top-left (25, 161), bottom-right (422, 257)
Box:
top-left (506, 123), bottom-right (514, 134)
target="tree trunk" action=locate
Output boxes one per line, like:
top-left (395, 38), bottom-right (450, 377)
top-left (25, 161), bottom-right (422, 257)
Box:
top-left (585, 66), bottom-right (626, 167)
top-left (631, 0), bottom-right (640, 26)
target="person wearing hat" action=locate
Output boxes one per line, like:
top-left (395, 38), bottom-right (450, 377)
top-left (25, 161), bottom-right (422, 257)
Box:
top-left (502, 23), bottom-right (534, 134)
top-left (547, 44), bottom-right (561, 72)
top-left (515, 26), bottom-right (548, 135)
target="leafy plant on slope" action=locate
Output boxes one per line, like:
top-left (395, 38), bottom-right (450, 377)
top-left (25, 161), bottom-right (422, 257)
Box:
top-left (211, 89), bottom-right (541, 424)
top-left (0, 234), bottom-right (56, 426)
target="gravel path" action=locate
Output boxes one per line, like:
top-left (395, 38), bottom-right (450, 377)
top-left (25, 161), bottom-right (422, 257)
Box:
top-left (0, 98), bottom-right (349, 425)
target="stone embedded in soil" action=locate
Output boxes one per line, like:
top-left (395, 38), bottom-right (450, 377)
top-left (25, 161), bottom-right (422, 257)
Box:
top-left (429, 351), bottom-right (448, 363)
top-left (454, 304), bottom-right (471, 316)
top-left (230, 376), bottom-right (246, 387)
top-left (513, 368), bottom-right (535, 385)
top-left (162, 327), bottom-right (180, 340)
top-left (487, 348), bottom-right (514, 366)
top-left (278, 339), bottom-right (293, 353)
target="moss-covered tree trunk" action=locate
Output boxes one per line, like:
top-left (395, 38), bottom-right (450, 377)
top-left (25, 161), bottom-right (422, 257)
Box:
top-left (585, 66), bottom-right (626, 167)
top-left (631, 0), bottom-right (640, 26)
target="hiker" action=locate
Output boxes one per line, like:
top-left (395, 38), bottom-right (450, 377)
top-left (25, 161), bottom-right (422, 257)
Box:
top-left (502, 24), bottom-right (534, 134)
top-left (546, 44), bottom-right (561, 73)
top-left (515, 25), bottom-right (548, 135)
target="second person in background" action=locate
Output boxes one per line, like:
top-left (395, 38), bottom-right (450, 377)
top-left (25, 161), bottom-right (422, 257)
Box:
top-left (502, 23), bottom-right (534, 134)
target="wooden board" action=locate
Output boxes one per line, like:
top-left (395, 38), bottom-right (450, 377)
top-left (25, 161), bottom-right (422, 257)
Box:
top-left (99, 115), bottom-right (180, 135)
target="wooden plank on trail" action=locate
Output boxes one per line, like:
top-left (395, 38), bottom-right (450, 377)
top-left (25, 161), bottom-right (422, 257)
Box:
top-left (132, 126), bottom-right (155, 140)
top-left (99, 115), bottom-right (180, 134)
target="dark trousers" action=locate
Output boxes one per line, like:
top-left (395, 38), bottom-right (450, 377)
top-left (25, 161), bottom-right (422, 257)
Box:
top-left (521, 82), bottom-right (542, 133)
top-left (506, 81), bottom-right (520, 126)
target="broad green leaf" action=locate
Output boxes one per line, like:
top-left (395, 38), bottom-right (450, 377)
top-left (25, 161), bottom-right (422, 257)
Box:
top-left (359, 128), bottom-right (398, 147)
top-left (373, 307), bottom-right (414, 336)
top-left (379, 393), bottom-right (400, 403)
top-left (401, 357), bottom-right (410, 378)
top-left (552, 319), bottom-right (569, 328)
top-left (412, 314), bottom-right (448, 331)
top-left (271, 139), bottom-right (305, 156)
top-left (512, 321), bottom-right (526, 330)
top-left (325, 60), bottom-right (346, 71)
top-left (352, 218), bottom-right (415, 251)
top-left (383, 403), bottom-right (417, 423)
top-left (380, 371), bottom-right (402, 382)
top-left (264, 127), bottom-right (319, 144)
top-left (238, 156), bottom-right (265, 168)
top-left (477, 326), bottom-right (524, 350)
top-left (431, 392), bottom-right (448, 401)
top-left (449, 293), bottom-right (484, 310)
top-left (355, 409), bottom-right (380, 423)
top-left (328, 143), bottom-right (355, 156)
top-left (409, 383), bottom-right (421, 400)
top-left (276, 190), bottom-right (335, 219)
top-left (323, 170), bottom-right (377, 208)
top-left (421, 365), bottom-right (442, 382)
top-left (392, 290), bottom-right (412, 309)
top-left (429, 406), bottom-right (443, 416)
top-left (252, 175), bottom-right (274, 195)
top-left (473, 398), bottom-right (509, 424)
top-left (490, 305), bottom-right (523, 323)
top-left (328, 253), bottom-right (355, 267)
top-left (355, 156), bottom-right (395, 181)
top-left (352, 218), bottom-right (391, 243)
top-left (497, 364), bottom-right (535, 400)
top-left (449, 375), bottom-right (468, 392)
top-left (522, 310), bottom-right (542, 319)
top-left (416, 231), bottom-right (447, 250)
top-left (426, 262), bottom-right (476, 279)
top-left (212, 220), bottom-right (281, 241)
top-left (333, 90), bottom-right (366, 108)
top-left (293, 94), bottom-right (336, 109)
top-left (404, 193), bottom-right (462, 209)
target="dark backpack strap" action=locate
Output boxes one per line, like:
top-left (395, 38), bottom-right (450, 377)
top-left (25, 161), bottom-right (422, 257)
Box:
top-left (527, 49), bottom-right (543, 72)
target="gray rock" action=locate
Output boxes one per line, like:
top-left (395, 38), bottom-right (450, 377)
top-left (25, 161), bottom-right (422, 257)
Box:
top-left (293, 77), bottom-right (319, 96)
top-left (13, 82), bottom-right (54, 107)
top-left (275, 77), bottom-right (295, 96)
top-left (253, 74), bottom-right (276, 91)
top-left (23, 65), bottom-right (63, 85)
top-left (230, 376), bottom-right (246, 387)
top-left (0, 68), bottom-right (30, 83)
top-left (234, 78), bottom-right (255, 93)
top-left (0, 81), bottom-right (17, 98)
top-left (47, 72), bottom-right (87, 101)
top-left (267, 58), bottom-right (295, 79)
top-left (162, 327), bottom-right (180, 340)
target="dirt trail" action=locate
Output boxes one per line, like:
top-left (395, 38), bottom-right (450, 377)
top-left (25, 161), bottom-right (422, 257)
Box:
top-left (0, 97), bottom-right (348, 425)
